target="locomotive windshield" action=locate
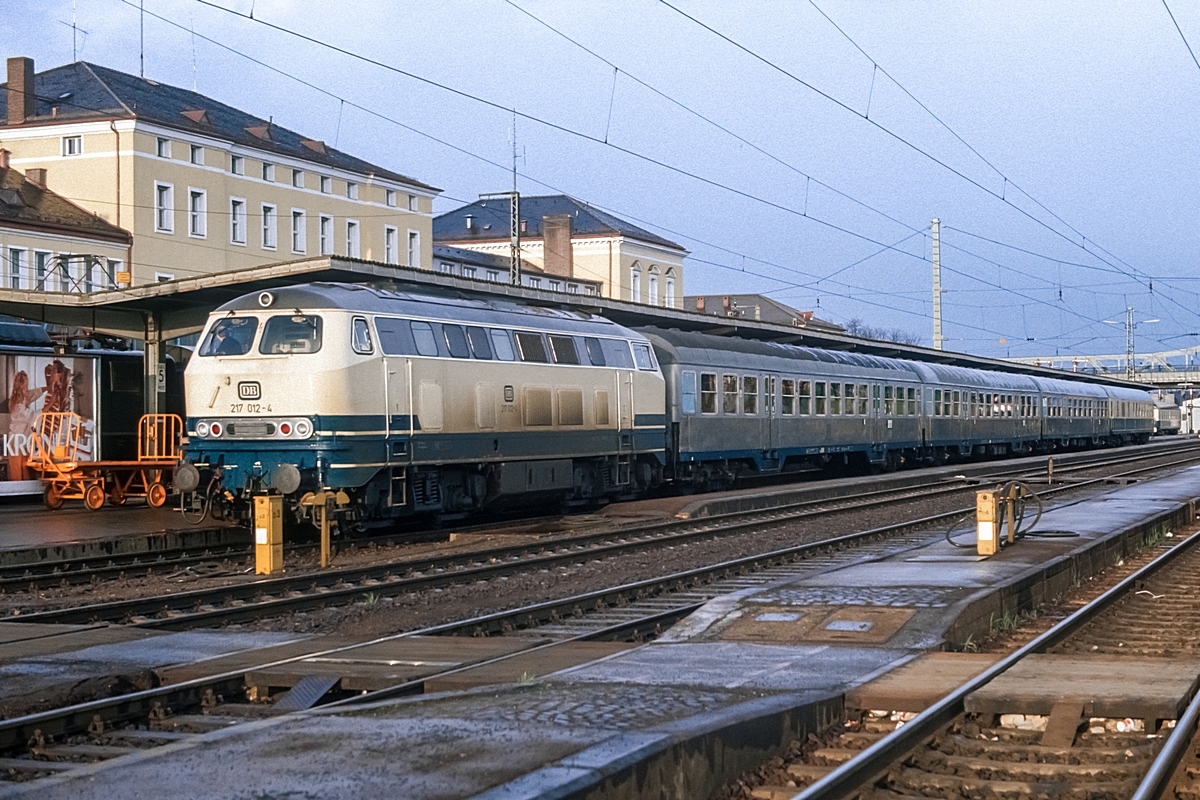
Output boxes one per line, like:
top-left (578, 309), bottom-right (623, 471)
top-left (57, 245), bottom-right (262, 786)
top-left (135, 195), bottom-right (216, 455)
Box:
top-left (199, 317), bottom-right (258, 357)
top-left (259, 314), bottom-right (323, 355)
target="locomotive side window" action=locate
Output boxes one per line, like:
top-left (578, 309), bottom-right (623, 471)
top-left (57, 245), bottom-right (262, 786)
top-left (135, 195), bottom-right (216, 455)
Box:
top-left (632, 343), bottom-right (655, 371)
top-left (781, 379), bottom-right (795, 415)
top-left (681, 371), bottom-right (697, 414)
top-left (722, 375), bottom-right (738, 414)
top-left (466, 326), bottom-right (493, 359)
top-left (815, 382), bottom-right (827, 415)
top-left (259, 314), bottom-right (322, 355)
top-left (199, 316), bottom-right (258, 357)
top-left (549, 336), bottom-right (580, 365)
top-left (443, 324), bottom-right (470, 358)
top-left (515, 332), bottom-right (549, 363)
top-left (490, 329), bottom-right (516, 361)
top-left (584, 338), bottom-right (605, 366)
top-left (599, 339), bottom-right (634, 368)
top-left (351, 318), bottom-right (373, 355)
top-left (410, 322), bottom-right (439, 357)
top-left (743, 377), bottom-right (758, 415)
top-left (376, 318), bottom-right (413, 355)
top-left (829, 383), bottom-right (841, 415)
top-left (700, 373), bottom-right (717, 413)
top-left (798, 381), bottom-right (811, 415)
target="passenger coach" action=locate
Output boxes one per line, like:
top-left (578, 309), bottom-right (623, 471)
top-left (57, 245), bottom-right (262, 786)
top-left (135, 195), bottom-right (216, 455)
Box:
top-left (182, 283), bottom-right (666, 524)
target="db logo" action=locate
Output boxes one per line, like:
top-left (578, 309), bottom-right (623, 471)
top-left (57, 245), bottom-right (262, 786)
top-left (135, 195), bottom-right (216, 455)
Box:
top-left (238, 382), bottom-right (261, 400)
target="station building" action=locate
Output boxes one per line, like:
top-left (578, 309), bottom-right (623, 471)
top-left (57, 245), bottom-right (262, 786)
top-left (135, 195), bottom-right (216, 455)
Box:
top-left (0, 56), bottom-right (439, 288)
top-left (434, 194), bottom-right (688, 307)
top-left (684, 293), bottom-right (845, 334)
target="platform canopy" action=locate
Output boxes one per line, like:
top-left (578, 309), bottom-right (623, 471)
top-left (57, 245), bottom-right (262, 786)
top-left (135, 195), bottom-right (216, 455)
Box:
top-left (0, 255), bottom-right (1148, 390)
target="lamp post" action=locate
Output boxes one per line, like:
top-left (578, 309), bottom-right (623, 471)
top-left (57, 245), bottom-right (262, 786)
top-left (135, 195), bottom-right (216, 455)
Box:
top-left (1103, 307), bottom-right (1158, 380)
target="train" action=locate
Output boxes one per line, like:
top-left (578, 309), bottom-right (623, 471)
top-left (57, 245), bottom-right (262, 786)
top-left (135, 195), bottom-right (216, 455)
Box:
top-left (1152, 395), bottom-right (1182, 435)
top-left (177, 283), bottom-right (1155, 525)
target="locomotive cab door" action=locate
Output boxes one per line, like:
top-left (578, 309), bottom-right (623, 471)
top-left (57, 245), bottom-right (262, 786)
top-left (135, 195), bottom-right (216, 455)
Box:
top-left (617, 370), bottom-right (633, 450)
top-left (383, 356), bottom-right (415, 463)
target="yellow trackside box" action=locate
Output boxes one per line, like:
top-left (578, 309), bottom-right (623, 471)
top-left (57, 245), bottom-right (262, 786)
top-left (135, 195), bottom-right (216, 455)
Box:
top-left (254, 494), bottom-right (284, 575)
top-left (976, 490), bottom-right (999, 556)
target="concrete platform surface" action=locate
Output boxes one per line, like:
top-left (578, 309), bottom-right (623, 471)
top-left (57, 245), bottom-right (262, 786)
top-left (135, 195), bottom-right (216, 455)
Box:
top-left (9, 465), bottom-right (1200, 800)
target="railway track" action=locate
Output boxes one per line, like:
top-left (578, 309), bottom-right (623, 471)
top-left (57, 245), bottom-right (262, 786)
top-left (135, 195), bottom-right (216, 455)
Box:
top-left (748, 525), bottom-right (1200, 800)
top-left (3, 439), bottom-right (1194, 595)
top-left (8, 442), bottom-right (1199, 630)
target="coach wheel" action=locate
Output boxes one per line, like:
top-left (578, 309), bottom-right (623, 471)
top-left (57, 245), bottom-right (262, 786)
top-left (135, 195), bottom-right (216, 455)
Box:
top-left (84, 483), bottom-right (106, 511)
top-left (147, 482), bottom-right (168, 508)
top-left (43, 484), bottom-right (64, 511)
top-left (109, 487), bottom-right (126, 507)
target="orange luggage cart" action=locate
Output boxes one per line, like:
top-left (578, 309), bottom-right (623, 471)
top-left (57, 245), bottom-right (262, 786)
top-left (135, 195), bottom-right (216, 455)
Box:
top-left (30, 412), bottom-right (183, 510)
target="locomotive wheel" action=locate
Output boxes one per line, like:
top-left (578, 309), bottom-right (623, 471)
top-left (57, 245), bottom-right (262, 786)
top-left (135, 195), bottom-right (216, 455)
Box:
top-left (43, 484), bottom-right (64, 511)
top-left (84, 483), bottom-right (106, 511)
top-left (147, 482), bottom-right (168, 508)
top-left (108, 487), bottom-right (126, 506)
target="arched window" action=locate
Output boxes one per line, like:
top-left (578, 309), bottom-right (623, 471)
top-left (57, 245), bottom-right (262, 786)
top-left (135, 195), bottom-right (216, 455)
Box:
top-left (648, 266), bottom-right (659, 306)
top-left (631, 265), bottom-right (642, 303)
top-left (664, 269), bottom-right (676, 308)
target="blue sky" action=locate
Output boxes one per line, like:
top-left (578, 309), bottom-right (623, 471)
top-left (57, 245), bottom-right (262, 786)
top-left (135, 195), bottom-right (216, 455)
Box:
top-left (5, 0), bottom-right (1200, 359)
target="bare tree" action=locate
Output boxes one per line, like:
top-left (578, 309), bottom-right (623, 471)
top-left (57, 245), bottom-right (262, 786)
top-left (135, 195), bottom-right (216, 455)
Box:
top-left (843, 318), bottom-right (923, 346)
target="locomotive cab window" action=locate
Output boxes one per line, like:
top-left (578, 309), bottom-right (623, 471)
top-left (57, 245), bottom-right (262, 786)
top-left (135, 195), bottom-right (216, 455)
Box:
top-left (515, 332), bottom-right (549, 363)
top-left (584, 337), bottom-right (605, 366)
top-left (443, 324), bottom-right (470, 358)
top-left (549, 336), bottom-right (580, 365)
top-left (632, 342), bottom-right (655, 371)
top-left (700, 373), bottom-right (717, 413)
top-left (199, 316), bottom-right (258, 357)
top-left (351, 317), bottom-right (373, 355)
top-left (259, 314), bottom-right (322, 355)
top-left (466, 326), bottom-right (492, 359)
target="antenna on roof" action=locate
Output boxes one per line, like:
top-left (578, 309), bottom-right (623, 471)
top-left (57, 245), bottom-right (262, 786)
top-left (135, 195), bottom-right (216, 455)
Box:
top-left (190, 17), bottom-right (198, 91)
top-left (139, 0), bottom-right (145, 78)
top-left (59, 0), bottom-right (89, 61)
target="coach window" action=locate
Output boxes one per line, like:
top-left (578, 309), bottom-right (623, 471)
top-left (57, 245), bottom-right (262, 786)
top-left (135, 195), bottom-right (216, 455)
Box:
top-left (798, 381), bottom-right (811, 414)
top-left (700, 373), bottom-right (717, 413)
top-left (466, 326), bottom-right (493, 359)
top-left (858, 385), bottom-right (869, 415)
top-left (722, 375), bottom-right (739, 414)
top-left (681, 371), bottom-right (697, 414)
top-left (259, 314), bottom-right (323, 355)
top-left (781, 379), bottom-right (796, 415)
top-left (933, 389), bottom-right (942, 416)
top-left (443, 324), bottom-right (470, 358)
top-left (815, 382), bottom-right (827, 415)
top-left (584, 337), bottom-right (605, 366)
top-left (351, 318), bottom-right (373, 355)
top-left (490, 329), bottom-right (516, 361)
top-left (743, 376), bottom-right (759, 414)
top-left (884, 386), bottom-right (894, 415)
top-left (952, 391), bottom-right (960, 417)
top-left (199, 317), bottom-right (258, 357)
top-left (515, 332), bottom-right (549, 363)
top-left (632, 342), bottom-right (655, 371)
top-left (908, 387), bottom-right (917, 416)
top-left (829, 383), bottom-right (841, 415)
top-left (549, 335), bottom-right (580, 365)
top-left (410, 322), bottom-right (439, 357)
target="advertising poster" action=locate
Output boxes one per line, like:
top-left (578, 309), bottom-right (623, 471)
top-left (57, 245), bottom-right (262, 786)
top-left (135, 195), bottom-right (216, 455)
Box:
top-left (0, 355), bottom-right (96, 488)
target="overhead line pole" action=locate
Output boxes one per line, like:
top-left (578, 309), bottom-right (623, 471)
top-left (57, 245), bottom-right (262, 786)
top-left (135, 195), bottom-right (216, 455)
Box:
top-left (932, 218), bottom-right (944, 350)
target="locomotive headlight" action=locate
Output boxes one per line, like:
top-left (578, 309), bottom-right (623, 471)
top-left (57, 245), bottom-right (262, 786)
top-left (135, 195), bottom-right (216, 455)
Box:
top-left (196, 421), bottom-right (210, 438)
top-left (295, 419), bottom-right (312, 438)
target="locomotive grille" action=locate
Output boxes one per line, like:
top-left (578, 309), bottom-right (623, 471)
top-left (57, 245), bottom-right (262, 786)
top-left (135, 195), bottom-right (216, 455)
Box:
top-left (227, 421), bottom-right (276, 438)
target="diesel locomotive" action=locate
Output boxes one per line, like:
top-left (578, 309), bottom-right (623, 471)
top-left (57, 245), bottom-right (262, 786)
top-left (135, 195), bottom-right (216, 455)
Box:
top-left (177, 282), bottom-right (1154, 525)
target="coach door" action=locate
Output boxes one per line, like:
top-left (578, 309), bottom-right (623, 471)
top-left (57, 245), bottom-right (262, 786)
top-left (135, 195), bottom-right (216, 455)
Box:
top-left (763, 375), bottom-right (778, 455)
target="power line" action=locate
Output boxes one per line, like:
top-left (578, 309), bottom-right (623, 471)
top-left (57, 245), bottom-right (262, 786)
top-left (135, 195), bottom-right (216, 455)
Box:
top-left (1162, 0), bottom-right (1200, 75)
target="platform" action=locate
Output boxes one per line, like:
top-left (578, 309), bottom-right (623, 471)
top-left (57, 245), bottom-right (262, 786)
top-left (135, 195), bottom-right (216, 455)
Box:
top-left (9, 465), bottom-right (1200, 800)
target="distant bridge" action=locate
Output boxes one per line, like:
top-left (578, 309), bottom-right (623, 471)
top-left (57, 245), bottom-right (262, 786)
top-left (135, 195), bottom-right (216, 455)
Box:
top-left (1007, 345), bottom-right (1200, 392)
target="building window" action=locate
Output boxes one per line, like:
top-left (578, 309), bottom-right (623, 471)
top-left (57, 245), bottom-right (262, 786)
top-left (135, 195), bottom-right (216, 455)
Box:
top-left (407, 194), bottom-right (418, 212)
top-left (292, 169), bottom-right (304, 188)
top-left (261, 203), bottom-right (277, 249)
top-left (8, 248), bottom-right (25, 289)
top-left (154, 182), bottom-right (174, 233)
top-left (291, 209), bottom-right (306, 254)
top-left (319, 214), bottom-right (333, 255)
top-left (407, 230), bottom-right (419, 268)
top-left (155, 272), bottom-right (175, 282)
top-left (106, 258), bottom-right (121, 288)
top-left (62, 135), bottom-right (83, 156)
top-left (188, 188), bottom-right (206, 238)
top-left (262, 162), bottom-right (275, 182)
top-left (320, 175), bottom-right (331, 194)
top-left (230, 198), bottom-right (247, 244)
top-left (190, 144), bottom-right (204, 165)
top-left (386, 189), bottom-right (396, 207)
top-left (665, 270), bottom-right (675, 308)
top-left (486, 270), bottom-right (499, 282)
top-left (648, 269), bottom-right (659, 306)
top-left (230, 154), bottom-right (244, 175)
top-left (549, 280), bottom-right (561, 292)
top-left (631, 269), bottom-right (641, 303)
top-left (527, 276), bottom-right (541, 288)
top-left (156, 137), bottom-right (171, 158)
top-left (439, 262), bottom-right (454, 275)
top-left (463, 266), bottom-right (476, 278)
top-left (34, 251), bottom-right (50, 291)
top-left (346, 220), bottom-right (360, 257)
top-left (346, 181), bottom-right (358, 200)
top-left (384, 226), bottom-right (398, 264)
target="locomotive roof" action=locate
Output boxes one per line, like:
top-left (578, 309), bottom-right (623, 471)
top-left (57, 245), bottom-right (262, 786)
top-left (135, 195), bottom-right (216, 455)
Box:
top-left (214, 282), bottom-right (636, 337)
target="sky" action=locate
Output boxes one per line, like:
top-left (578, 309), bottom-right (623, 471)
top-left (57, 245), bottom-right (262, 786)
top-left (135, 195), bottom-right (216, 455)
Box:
top-left (4, 0), bottom-right (1200, 360)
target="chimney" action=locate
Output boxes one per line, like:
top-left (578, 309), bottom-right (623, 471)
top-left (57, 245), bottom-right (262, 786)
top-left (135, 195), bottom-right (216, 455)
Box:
top-left (695, 296), bottom-right (705, 312)
top-left (541, 214), bottom-right (573, 277)
top-left (7, 57), bottom-right (35, 125)
top-left (0, 149), bottom-right (8, 169)
top-left (25, 168), bottom-right (46, 187)
top-left (464, 213), bottom-right (474, 231)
